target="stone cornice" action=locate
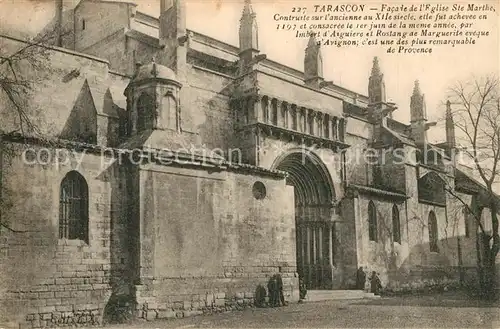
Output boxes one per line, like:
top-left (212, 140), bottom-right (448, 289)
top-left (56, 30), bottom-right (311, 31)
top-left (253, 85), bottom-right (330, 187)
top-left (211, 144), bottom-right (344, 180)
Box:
top-left (0, 133), bottom-right (287, 179)
top-left (238, 122), bottom-right (350, 151)
top-left (346, 184), bottom-right (408, 201)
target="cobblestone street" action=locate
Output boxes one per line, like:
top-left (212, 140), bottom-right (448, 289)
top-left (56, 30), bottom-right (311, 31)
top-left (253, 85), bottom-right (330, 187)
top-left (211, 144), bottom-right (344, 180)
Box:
top-left (101, 293), bottom-right (500, 329)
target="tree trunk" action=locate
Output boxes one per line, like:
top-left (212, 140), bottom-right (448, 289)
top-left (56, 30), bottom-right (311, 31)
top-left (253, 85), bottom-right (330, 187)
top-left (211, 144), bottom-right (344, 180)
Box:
top-left (480, 235), bottom-right (499, 300)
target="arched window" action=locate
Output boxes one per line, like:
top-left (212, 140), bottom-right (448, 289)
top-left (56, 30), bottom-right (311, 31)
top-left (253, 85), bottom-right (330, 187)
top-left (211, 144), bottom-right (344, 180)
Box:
top-left (323, 114), bottom-right (329, 138)
top-left (281, 102), bottom-right (288, 128)
top-left (428, 211), bottom-right (439, 252)
top-left (271, 99), bottom-right (278, 125)
top-left (392, 204), bottom-right (401, 243)
top-left (136, 92), bottom-right (155, 132)
top-left (368, 201), bottom-right (378, 242)
top-left (309, 113), bottom-right (315, 135)
top-left (59, 171), bottom-right (89, 243)
top-left (261, 96), bottom-right (269, 123)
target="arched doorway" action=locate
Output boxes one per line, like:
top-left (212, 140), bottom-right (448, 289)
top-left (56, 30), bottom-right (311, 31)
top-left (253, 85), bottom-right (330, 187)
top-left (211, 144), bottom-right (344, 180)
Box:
top-left (274, 150), bottom-right (336, 290)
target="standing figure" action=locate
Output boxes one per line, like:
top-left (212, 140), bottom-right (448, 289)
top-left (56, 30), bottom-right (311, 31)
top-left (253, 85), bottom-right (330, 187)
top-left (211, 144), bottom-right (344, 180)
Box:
top-left (267, 275), bottom-right (277, 307)
top-left (275, 273), bottom-right (286, 306)
top-left (370, 271), bottom-right (383, 295)
top-left (254, 284), bottom-right (266, 308)
top-left (356, 267), bottom-right (366, 290)
top-left (299, 276), bottom-right (307, 300)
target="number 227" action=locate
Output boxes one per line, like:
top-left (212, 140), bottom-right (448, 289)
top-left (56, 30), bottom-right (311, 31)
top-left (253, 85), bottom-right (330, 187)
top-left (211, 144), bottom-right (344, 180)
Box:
top-left (291, 7), bottom-right (307, 13)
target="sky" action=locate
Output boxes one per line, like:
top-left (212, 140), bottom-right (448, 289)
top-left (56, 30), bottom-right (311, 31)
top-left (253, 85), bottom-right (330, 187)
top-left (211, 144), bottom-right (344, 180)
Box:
top-left (0, 0), bottom-right (499, 143)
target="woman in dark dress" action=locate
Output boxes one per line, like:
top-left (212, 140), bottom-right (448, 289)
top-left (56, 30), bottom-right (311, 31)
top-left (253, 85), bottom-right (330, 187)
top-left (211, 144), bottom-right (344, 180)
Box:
top-left (370, 271), bottom-right (382, 295)
top-left (356, 267), bottom-right (366, 290)
top-left (267, 275), bottom-right (277, 307)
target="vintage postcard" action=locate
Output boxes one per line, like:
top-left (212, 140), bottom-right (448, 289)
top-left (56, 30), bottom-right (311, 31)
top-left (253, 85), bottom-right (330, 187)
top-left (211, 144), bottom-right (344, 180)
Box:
top-left (0, 0), bottom-right (499, 328)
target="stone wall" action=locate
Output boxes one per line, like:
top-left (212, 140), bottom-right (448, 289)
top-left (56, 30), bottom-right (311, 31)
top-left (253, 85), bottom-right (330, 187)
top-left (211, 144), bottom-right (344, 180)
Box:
top-left (74, 1), bottom-right (132, 53)
top-left (132, 164), bottom-right (299, 320)
top-left (351, 189), bottom-right (482, 291)
top-left (0, 36), bottom-right (126, 145)
top-left (184, 65), bottom-right (235, 149)
top-left (0, 144), bottom-right (127, 328)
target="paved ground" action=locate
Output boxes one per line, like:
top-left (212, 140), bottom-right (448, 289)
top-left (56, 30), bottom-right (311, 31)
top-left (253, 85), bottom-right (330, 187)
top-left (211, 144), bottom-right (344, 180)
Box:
top-left (104, 293), bottom-right (500, 329)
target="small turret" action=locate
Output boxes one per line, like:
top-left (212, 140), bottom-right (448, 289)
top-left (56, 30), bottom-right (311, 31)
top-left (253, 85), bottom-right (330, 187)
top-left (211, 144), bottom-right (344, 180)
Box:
top-left (410, 80), bottom-right (435, 145)
top-left (445, 100), bottom-right (456, 154)
top-left (239, 0), bottom-right (259, 56)
top-left (368, 57), bottom-right (386, 105)
top-left (124, 59), bottom-right (182, 138)
top-left (410, 80), bottom-right (426, 123)
top-left (304, 34), bottom-right (324, 88)
top-left (367, 57), bottom-right (395, 143)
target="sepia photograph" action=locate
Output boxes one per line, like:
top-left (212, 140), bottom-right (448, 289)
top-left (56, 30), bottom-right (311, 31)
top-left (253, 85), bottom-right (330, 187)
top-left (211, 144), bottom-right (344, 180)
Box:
top-left (0, 0), bottom-right (499, 328)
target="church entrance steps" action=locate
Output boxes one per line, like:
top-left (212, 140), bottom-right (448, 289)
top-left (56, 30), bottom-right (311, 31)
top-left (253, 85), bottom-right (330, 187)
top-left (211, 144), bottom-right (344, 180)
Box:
top-left (304, 290), bottom-right (380, 302)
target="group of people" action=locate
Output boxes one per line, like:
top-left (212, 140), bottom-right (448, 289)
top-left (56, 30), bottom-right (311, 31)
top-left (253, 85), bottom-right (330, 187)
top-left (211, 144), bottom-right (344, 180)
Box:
top-left (267, 273), bottom-right (287, 307)
top-left (254, 273), bottom-right (288, 308)
top-left (356, 266), bottom-right (383, 295)
top-left (256, 268), bottom-right (381, 308)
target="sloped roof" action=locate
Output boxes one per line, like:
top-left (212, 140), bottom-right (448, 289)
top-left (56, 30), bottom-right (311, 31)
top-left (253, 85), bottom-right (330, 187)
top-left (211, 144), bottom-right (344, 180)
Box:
top-left (87, 80), bottom-right (118, 118)
top-left (382, 125), bottom-right (416, 146)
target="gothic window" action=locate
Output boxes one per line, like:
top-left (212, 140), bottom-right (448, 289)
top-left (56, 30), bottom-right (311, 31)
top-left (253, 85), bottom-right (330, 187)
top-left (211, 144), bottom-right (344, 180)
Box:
top-left (163, 93), bottom-right (178, 130)
top-left (368, 201), bottom-right (378, 242)
top-left (392, 204), bottom-right (401, 243)
top-left (428, 211), bottom-right (439, 252)
top-left (261, 96), bottom-right (269, 123)
top-left (136, 92), bottom-right (155, 132)
top-left (317, 114), bottom-right (324, 137)
top-left (309, 113), bottom-right (315, 135)
top-left (59, 171), bottom-right (89, 243)
top-left (281, 102), bottom-right (288, 128)
top-left (300, 109), bottom-right (306, 132)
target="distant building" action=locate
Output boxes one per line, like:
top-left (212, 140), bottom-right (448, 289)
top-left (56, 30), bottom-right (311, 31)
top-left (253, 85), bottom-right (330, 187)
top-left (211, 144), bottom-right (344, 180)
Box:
top-left (0, 0), bottom-right (498, 327)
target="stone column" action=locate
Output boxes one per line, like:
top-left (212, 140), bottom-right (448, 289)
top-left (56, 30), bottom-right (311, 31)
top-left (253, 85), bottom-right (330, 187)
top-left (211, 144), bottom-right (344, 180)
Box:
top-left (130, 96), bottom-right (138, 135)
top-left (334, 220), bottom-right (345, 287)
top-left (338, 117), bottom-right (347, 142)
top-left (293, 105), bottom-right (299, 130)
top-left (309, 110), bottom-right (316, 135)
top-left (300, 108), bottom-right (306, 133)
top-left (265, 97), bottom-right (271, 123)
top-left (252, 95), bottom-right (261, 123)
top-left (306, 226), bottom-right (311, 265)
top-left (312, 224), bottom-right (317, 265)
top-left (328, 221), bottom-right (334, 289)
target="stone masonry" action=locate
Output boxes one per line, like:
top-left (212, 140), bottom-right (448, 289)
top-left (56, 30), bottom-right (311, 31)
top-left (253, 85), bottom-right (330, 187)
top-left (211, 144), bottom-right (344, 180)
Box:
top-left (1, 0), bottom-right (499, 327)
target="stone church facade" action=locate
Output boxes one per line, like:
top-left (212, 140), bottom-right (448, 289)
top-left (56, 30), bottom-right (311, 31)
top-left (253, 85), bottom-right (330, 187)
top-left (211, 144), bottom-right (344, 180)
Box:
top-left (0, 0), bottom-right (496, 327)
